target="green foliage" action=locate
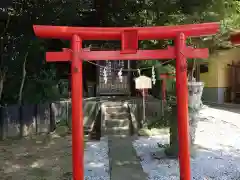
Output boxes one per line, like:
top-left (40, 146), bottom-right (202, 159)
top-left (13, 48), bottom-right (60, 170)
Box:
top-left (0, 0), bottom-right (91, 104)
top-left (1, 0), bottom-right (240, 104)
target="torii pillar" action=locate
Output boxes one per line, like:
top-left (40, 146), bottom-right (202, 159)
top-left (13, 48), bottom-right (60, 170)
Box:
top-left (33, 23), bottom-right (219, 180)
top-left (230, 31), bottom-right (240, 45)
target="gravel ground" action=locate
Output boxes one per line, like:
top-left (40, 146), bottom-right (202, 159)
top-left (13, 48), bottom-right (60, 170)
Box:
top-left (133, 106), bottom-right (240, 180)
top-left (0, 133), bottom-right (110, 180)
top-left (85, 137), bottom-right (110, 180)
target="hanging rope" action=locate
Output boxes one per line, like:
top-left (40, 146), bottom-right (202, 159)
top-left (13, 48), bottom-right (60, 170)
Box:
top-left (83, 59), bottom-right (174, 72)
top-left (70, 48), bottom-right (174, 72)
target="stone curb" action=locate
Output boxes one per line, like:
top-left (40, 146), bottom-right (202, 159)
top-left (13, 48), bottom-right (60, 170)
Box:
top-left (203, 101), bottom-right (240, 109)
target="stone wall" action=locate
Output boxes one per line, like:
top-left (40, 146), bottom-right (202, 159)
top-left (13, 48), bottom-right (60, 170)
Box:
top-left (0, 98), bottom-right (100, 139)
top-left (127, 96), bottom-right (163, 128)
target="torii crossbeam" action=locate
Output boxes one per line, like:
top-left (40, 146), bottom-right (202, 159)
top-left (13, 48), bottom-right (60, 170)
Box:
top-left (33, 22), bottom-right (219, 180)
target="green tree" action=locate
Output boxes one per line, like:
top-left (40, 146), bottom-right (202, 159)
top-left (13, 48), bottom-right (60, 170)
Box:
top-left (1, 0), bottom-right (240, 104)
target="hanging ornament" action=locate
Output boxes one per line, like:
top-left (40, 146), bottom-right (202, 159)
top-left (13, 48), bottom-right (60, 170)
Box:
top-left (118, 68), bottom-right (123, 82)
top-left (120, 60), bottom-right (124, 68)
top-left (152, 66), bottom-right (156, 85)
top-left (103, 67), bottom-right (108, 84)
top-left (107, 61), bottom-right (111, 75)
top-left (118, 60), bottom-right (121, 66)
top-left (137, 69), bottom-right (141, 76)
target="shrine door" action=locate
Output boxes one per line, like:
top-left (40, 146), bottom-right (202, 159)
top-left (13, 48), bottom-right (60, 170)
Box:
top-left (97, 60), bottom-right (131, 96)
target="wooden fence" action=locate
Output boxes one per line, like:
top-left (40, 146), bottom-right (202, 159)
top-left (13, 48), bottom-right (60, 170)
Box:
top-left (127, 96), bottom-right (163, 128)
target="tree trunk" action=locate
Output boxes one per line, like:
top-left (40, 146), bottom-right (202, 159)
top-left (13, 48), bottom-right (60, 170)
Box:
top-left (18, 52), bottom-right (28, 105)
top-left (18, 52), bottom-right (28, 137)
top-left (164, 104), bottom-right (178, 158)
top-left (0, 71), bottom-right (5, 103)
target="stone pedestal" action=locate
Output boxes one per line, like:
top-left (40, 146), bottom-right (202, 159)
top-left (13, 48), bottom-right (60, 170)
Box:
top-left (164, 81), bottom-right (204, 158)
top-left (188, 81), bottom-right (204, 155)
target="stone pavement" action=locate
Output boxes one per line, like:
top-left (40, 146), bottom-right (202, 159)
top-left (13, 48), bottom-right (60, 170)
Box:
top-left (108, 136), bottom-right (147, 180)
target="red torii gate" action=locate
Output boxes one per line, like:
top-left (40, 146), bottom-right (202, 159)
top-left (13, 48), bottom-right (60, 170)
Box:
top-left (230, 31), bottom-right (240, 45)
top-left (160, 73), bottom-right (176, 103)
top-left (33, 23), bottom-right (219, 180)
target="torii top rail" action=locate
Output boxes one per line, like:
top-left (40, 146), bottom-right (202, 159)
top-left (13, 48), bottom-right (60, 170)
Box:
top-left (33, 23), bottom-right (218, 40)
top-left (33, 22), bottom-right (219, 180)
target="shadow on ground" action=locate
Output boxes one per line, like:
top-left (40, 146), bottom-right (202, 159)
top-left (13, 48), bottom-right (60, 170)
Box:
top-left (0, 127), bottom-right (75, 180)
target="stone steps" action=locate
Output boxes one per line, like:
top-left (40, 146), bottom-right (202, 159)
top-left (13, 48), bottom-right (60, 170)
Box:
top-left (105, 118), bottom-right (130, 128)
top-left (101, 99), bottom-right (147, 179)
top-left (105, 115), bottom-right (130, 120)
top-left (102, 101), bottom-right (133, 137)
top-left (105, 126), bottom-right (131, 136)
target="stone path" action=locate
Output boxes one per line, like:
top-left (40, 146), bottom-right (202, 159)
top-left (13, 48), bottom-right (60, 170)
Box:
top-left (108, 136), bottom-right (147, 180)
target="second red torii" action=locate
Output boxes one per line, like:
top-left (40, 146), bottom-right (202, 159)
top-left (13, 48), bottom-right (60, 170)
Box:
top-left (160, 73), bottom-right (176, 103)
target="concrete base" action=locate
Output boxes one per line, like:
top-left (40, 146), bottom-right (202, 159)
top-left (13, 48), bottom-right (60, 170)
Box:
top-left (202, 87), bottom-right (227, 104)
